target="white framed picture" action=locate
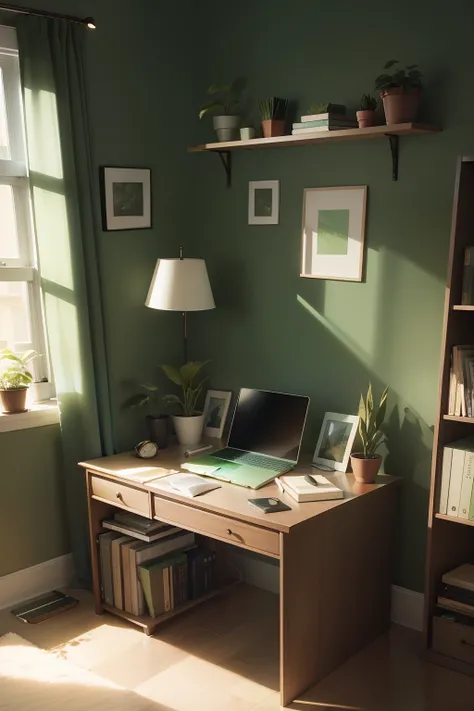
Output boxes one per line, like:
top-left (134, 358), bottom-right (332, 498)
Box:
top-left (248, 180), bottom-right (279, 225)
top-left (301, 186), bottom-right (367, 281)
top-left (312, 412), bottom-right (359, 472)
top-left (203, 389), bottom-right (232, 439)
top-left (101, 167), bottom-right (151, 231)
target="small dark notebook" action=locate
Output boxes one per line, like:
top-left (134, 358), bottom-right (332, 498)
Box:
top-left (248, 497), bottom-right (291, 513)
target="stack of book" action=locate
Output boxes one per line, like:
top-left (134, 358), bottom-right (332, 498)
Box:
top-left (447, 345), bottom-right (474, 417)
top-left (98, 512), bottom-right (195, 616)
top-left (291, 104), bottom-right (357, 135)
top-left (462, 246), bottom-right (474, 305)
top-left (438, 564), bottom-right (474, 619)
top-left (439, 437), bottom-right (474, 517)
top-left (280, 474), bottom-right (344, 502)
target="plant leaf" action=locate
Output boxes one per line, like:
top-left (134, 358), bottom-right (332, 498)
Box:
top-left (384, 59), bottom-right (399, 69)
top-left (21, 349), bottom-right (37, 363)
top-left (207, 83), bottom-right (231, 95)
top-left (122, 393), bottom-right (150, 410)
top-left (141, 382), bottom-right (159, 392)
top-left (180, 361), bottom-right (207, 387)
top-left (161, 364), bottom-right (182, 386)
top-left (199, 101), bottom-right (225, 119)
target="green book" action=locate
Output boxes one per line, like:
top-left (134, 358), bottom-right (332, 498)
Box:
top-left (293, 118), bottom-right (353, 129)
top-left (138, 552), bottom-right (187, 618)
top-left (462, 247), bottom-right (474, 305)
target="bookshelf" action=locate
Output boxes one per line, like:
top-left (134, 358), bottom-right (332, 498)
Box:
top-left (424, 156), bottom-right (474, 674)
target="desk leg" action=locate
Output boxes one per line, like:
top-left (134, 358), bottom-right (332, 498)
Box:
top-left (86, 472), bottom-right (114, 615)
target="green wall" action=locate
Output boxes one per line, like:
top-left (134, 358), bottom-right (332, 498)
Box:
top-left (186, 0), bottom-right (474, 592)
top-left (0, 0), bottom-right (195, 577)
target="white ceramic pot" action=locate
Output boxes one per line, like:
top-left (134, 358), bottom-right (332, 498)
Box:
top-left (240, 126), bottom-right (256, 140)
top-left (172, 414), bottom-right (204, 446)
top-left (212, 115), bottom-right (240, 141)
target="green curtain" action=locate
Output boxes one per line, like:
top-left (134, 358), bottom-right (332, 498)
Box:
top-left (16, 17), bottom-right (114, 585)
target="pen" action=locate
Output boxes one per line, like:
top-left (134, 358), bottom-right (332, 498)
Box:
top-left (184, 444), bottom-right (213, 458)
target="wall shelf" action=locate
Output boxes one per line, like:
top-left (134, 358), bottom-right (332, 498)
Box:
top-left (189, 123), bottom-right (441, 186)
top-left (452, 305), bottom-right (474, 311)
top-left (443, 414), bottom-right (474, 423)
top-left (435, 513), bottom-right (474, 527)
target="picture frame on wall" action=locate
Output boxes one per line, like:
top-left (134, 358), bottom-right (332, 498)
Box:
top-left (248, 180), bottom-right (279, 225)
top-left (301, 186), bottom-right (367, 281)
top-left (312, 412), bottom-right (359, 472)
top-left (203, 389), bottom-right (232, 439)
top-left (100, 166), bottom-right (151, 231)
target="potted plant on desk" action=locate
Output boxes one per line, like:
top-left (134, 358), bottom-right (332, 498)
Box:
top-left (161, 361), bottom-right (208, 446)
top-left (375, 60), bottom-right (422, 124)
top-left (350, 383), bottom-right (389, 483)
top-left (123, 383), bottom-right (169, 449)
top-left (0, 349), bottom-right (36, 414)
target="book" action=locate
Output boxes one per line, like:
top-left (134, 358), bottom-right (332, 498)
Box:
top-left (438, 446), bottom-right (453, 515)
top-left (300, 106), bottom-right (346, 121)
top-left (437, 596), bottom-right (474, 618)
top-left (459, 451), bottom-right (474, 519)
top-left (111, 535), bottom-right (133, 610)
top-left (163, 566), bottom-right (171, 611)
top-left (462, 247), bottom-right (474, 305)
top-left (98, 532), bottom-right (121, 605)
top-left (165, 473), bottom-right (222, 497)
top-left (114, 511), bottom-right (168, 533)
top-left (439, 582), bottom-right (474, 607)
top-left (443, 564), bottom-right (474, 592)
top-left (292, 118), bottom-right (355, 129)
top-left (445, 438), bottom-right (474, 516)
top-left (102, 518), bottom-right (180, 543)
top-left (186, 547), bottom-right (215, 599)
top-left (291, 125), bottom-right (356, 135)
top-left (280, 474), bottom-right (344, 503)
top-left (138, 551), bottom-right (188, 617)
top-left (448, 346), bottom-right (474, 416)
top-left (122, 539), bottom-right (143, 613)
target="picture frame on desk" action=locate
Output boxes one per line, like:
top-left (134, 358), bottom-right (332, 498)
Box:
top-left (203, 389), bottom-right (232, 439)
top-left (313, 412), bottom-right (359, 472)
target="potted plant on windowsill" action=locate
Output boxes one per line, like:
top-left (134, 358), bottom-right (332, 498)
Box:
top-left (356, 93), bottom-right (377, 128)
top-left (161, 361), bottom-right (208, 446)
top-left (0, 349), bottom-right (36, 414)
top-left (258, 97), bottom-right (289, 138)
top-left (123, 383), bottom-right (169, 449)
top-left (350, 383), bottom-right (389, 484)
top-left (375, 60), bottom-right (422, 125)
top-left (199, 79), bottom-right (244, 142)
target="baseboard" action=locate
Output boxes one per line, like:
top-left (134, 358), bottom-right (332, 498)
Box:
top-left (0, 554), bottom-right (74, 610)
top-left (390, 584), bottom-right (424, 631)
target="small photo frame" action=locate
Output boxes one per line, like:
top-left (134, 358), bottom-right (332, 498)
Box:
top-left (203, 389), bottom-right (232, 439)
top-left (312, 412), bottom-right (359, 472)
top-left (248, 180), bottom-right (279, 225)
top-left (301, 186), bottom-right (367, 281)
top-left (100, 166), bottom-right (151, 231)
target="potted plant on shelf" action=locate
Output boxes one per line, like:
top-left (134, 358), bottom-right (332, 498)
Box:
top-left (199, 79), bottom-right (243, 142)
top-left (0, 349), bottom-right (36, 414)
top-left (161, 361), bottom-right (208, 446)
top-left (258, 97), bottom-right (289, 138)
top-left (123, 383), bottom-right (169, 449)
top-left (356, 94), bottom-right (377, 128)
top-left (350, 383), bottom-right (389, 484)
top-left (375, 60), bottom-right (422, 125)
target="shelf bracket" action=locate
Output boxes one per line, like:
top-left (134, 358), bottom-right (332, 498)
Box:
top-left (217, 150), bottom-right (232, 188)
top-left (387, 134), bottom-right (399, 181)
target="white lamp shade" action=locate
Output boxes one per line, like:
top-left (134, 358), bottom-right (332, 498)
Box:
top-left (145, 258), bottom-right (215, 312)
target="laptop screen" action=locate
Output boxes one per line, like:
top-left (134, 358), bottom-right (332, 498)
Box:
top-left (228, 388), bottom-right (310, 462)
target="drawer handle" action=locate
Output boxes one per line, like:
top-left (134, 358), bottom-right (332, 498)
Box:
top-left (226, 528), bottom-right (233, 535)
top-left (115, 492), bottom-right (123, 501)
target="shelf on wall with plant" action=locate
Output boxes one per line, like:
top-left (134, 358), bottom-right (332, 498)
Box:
top-left (0, 349), bottom-right (37, 414)
top-left (123, 382), bottom-right (169, 449)
top-left (356, 94), bottom-right (378, 129)
top-left (375, 60), bottom-right (422, 124)
top-left (161, 361), bottom-right (208, 447)
top-left (199, 78), bottom-right (245, 142)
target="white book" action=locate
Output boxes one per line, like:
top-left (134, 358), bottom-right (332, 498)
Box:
top-left (280, 474), bottom-right (344, 503)
top-left (439, 447), bottom-right (453, 515)
top-left (447, 448), bottom-right (466, 516)
top-left (291, 126), bottom-right (355, 135)
top-left (459, 451), bottom-right (474, 519)
top-left (443, 563), bottom-right (474, 592)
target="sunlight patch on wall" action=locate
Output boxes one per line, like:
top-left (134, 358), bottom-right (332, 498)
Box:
top-left (44, 293), bottom-right (82, 395)
top-left (33, 187), bottom-right (73, 290)
top-left (24, 88), bottom-right (63, 179)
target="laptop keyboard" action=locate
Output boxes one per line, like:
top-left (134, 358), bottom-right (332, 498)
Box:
top-left (213, 448), bottom-right (291, 473)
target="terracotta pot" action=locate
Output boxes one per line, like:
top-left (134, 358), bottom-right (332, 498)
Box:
top-left (261, 119), bottom-right (285, 138)
top-left (0, 387), bottom-right (28, 414)
top-left (380, 87), bottom-right (420, 125)
top-left (356, 110), bottom-right (376, 129)
top-left (350, 453), bottom-right (382, 484)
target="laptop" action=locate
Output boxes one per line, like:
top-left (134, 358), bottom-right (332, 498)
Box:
top-left (193, 388), bottom-right (310, 489)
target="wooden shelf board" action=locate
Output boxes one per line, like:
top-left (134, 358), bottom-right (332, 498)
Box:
top-left (102, 580), bottom-right (239, 634)
top-left (443, 415), bottom-right (474, 423)
top-left (452, 305), bottom-right (474, 311)
top-left (189, 123), bottom-right (440, 153)
top-left (435, 513), bottom-right (474, 527)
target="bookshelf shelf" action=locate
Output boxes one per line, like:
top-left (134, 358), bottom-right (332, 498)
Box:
top-left (452, 305), bottom-right (474, 311)
top-left (443, 415), bottom-right (474, 423)
top-left (435, 513), bottom-right (474, 527)
top-left (189, 122), bottom-right (441, 186)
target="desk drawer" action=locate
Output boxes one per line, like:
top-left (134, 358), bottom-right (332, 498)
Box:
top-left (153, 495), bottom-right (279, 558)
top-left (433, 616), bottom-right (474, 666)
top-left (90, 475), bottom-right (151, 517)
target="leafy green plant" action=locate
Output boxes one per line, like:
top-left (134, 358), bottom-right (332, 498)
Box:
top-left (258, 97), bottom-right (289, 121)
top-left (375, 60), bottom-right (422, 92)
top-left (359, 93), bottom-right (377, 111)
top-left (199, 79), bottom-right (243, 119)
top-left (161, 361), bottom-right (208, 417)
top-left (123, 383), bottom-right (164, 419)
top-left (357, 383), bottom-right (389, 459)
top-left (307, 102), bottom-right (345, 115)
top-left (0, 349), bottom-right (36, 390)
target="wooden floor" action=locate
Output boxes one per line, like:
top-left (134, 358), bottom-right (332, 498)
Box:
top-left (1, 583), bottom-right (474, 710)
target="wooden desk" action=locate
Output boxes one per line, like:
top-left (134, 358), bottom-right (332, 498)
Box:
top-left (80, 447), bottom-right (399, 708)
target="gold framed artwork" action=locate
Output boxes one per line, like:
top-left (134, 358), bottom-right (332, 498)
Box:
top-left (300, 186), bottom-right (367, 281)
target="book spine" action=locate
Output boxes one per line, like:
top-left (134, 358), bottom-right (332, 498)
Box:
top-left (439, 447), bottom-right (453, 515)
top-left (99, 535), bottom-right (115, 606)
top-left (293, 119), bottom-right (355, 129)
top-left (291, 125), bottom-right (355, 135)
top-left (462, 247), bottom-right (474, 305)
top-left (459, 451), bottom-right (474, 519)
top-left (179, 561), bottom-right (188, 603)
top-left (163, 567), bottom-right (171, 612)
top-left (172, 564), bottom-right (181, 607)
top-left (447, 448), bottom-right (466, 516)
top-left (301, 106), bottom-right (346, 121)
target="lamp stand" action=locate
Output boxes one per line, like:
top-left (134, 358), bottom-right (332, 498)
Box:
top-left (183, 311), bottom-right (188, 364)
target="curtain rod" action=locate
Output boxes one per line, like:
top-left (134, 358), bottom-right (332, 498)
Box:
top-left (0, 3), bottom-right (96, 28)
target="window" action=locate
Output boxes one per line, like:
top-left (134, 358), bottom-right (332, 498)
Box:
top-left (0, 26), bottom-right (52, 396)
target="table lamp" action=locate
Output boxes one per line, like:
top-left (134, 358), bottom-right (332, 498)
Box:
top-left (145, 247), bottom-right (215, 363)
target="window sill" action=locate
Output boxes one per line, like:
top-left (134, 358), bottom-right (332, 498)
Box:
top-left (0, 400), bottom-right (59, 433)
